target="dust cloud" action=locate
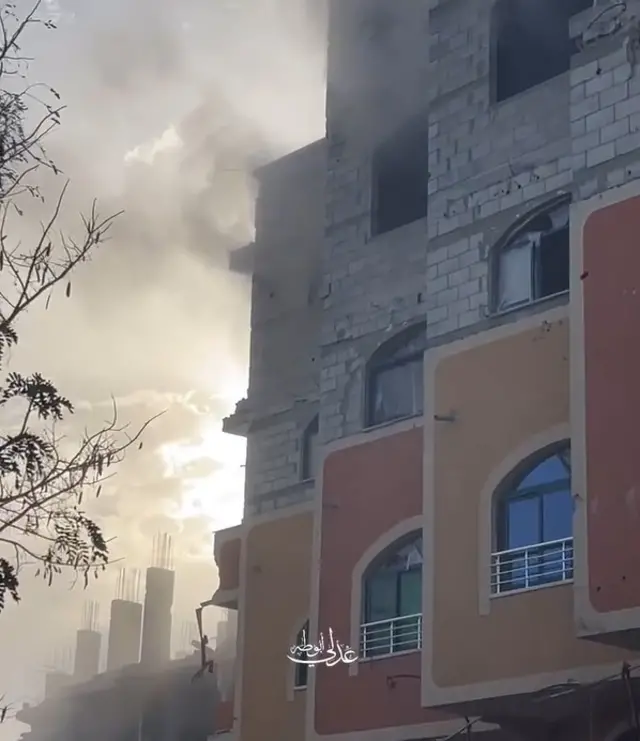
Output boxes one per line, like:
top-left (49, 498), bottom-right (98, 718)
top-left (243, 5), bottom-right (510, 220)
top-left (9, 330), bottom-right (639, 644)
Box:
top-left (0, 0), bottom-right (325, 736)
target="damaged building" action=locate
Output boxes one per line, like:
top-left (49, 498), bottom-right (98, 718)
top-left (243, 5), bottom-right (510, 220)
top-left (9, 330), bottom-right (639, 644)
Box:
top-left (211, 0), bottom-right (640, 740)
top-left (17, 556), bottom-right (235, 741)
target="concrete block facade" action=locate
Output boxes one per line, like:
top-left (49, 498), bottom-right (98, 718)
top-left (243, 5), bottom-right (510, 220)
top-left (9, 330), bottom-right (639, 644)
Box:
top-left (227, 141), bottom-right (325, 516)
top-left (229, 0), bottom-right (640, 514)
top-left (318, 0), bottom-right (640, 446)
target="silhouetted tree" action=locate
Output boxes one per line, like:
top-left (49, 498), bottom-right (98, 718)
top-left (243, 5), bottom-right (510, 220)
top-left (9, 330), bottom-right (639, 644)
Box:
top-left (0, 0), bottom-right (157, 620)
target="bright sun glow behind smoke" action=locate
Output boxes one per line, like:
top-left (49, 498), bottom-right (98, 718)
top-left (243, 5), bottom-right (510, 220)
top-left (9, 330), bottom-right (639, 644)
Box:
top-left (161, 424), bottom-right (246, 528)
top-left (159, 372), bottom-right (248, 530)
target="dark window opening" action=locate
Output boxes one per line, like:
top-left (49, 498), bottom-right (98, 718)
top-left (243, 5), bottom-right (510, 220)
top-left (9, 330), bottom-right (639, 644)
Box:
top-left (493, 0), bottom-right (593, 102)
top-left (301, 415), bottom-right (319, 481)
top-left (495, 201), bottom-right (570, 313)
top-left (366, 323), bottom-right (427, 427)
top-left (372, 125), bottom-right (429, 237)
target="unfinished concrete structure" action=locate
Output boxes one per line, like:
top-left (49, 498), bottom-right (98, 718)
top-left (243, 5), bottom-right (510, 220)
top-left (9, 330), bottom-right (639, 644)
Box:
top-left (17, 649), bottom-right (219, 741)
top-left (72, 602), bottom-right (101, 682)
top-left (214, 1), bottom-right (640, 741)
top-left (18, 562), bottom-right (229, 741)
top-left (106, 570), bottom-right (143, 672)
top-left (140, 534), bottom-right (175, 668)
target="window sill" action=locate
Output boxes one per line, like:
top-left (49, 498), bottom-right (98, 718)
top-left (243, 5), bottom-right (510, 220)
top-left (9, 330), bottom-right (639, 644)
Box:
top-left (363, 412), bottom-right (423, 435)
top-left (490, 289), bottom-right (569, 321)
top-left (293, 685), bottom-right (308, 692)
top-left (490, 68), bottom-right (569, 111)
top-left (490, 578), bottom-right (573, 600)
top-left (367, 215), bottom-right (428, 248)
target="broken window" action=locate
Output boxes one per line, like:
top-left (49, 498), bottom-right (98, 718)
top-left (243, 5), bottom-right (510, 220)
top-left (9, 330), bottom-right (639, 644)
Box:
top-left (372, 121), bottom-right (429, 237)
top-left (495, 201), bottom-right (570, 313)
top-left (492, 0), bottom-right (593, 102)
top-left (301, 415), bottom-right (319, 481)
top-left (366, 322), bottom-right (427, 427)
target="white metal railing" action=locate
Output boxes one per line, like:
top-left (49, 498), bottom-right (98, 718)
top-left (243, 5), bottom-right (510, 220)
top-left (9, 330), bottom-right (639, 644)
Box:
top-left (359, 613), bottom-right (422, 659)
top-left (491, 537), bottom-right (574, 595)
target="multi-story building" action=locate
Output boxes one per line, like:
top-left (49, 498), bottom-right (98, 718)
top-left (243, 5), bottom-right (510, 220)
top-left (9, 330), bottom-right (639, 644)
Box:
top-left (213, 2), bottom-right (640, 741)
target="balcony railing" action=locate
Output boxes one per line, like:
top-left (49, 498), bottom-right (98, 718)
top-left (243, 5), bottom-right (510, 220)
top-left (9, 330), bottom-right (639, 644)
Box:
top-left (491, 537), bottom-right (574, 595)
top-left (360, 613), bottom-right (422, 659)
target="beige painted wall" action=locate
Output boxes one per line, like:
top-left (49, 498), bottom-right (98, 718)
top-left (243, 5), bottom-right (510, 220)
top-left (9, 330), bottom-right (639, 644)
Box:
top-left (240, 512), bottom-right (312, 741)
top-left (427, 317), bottom-right (633, 690)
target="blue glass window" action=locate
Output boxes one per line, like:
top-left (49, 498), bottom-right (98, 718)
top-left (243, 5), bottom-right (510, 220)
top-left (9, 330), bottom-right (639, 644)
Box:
top-left (494, 444), bottom-right (573, 593)
top-left (362, 535), bottom-right (422, 657)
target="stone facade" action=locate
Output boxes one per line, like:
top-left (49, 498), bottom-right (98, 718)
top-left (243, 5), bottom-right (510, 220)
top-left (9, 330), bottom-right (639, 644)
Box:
top-left (225, 141), bottom-right (325, 515)
top-left (227, 0), bottom-right (640, 515)
top-left (318, 0), bottom-right (640, 445)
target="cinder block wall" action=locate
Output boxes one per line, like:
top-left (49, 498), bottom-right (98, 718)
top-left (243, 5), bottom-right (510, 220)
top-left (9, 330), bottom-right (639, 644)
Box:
top-left (319, 0), bottom-right (640, 446)
top-left (242, 141), bottom-right (326, 515)
top-left (241, 0), bottom-right (640, 510)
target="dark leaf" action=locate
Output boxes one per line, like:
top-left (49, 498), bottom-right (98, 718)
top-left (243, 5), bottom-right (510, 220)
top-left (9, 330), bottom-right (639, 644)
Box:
top-left (0, 558), bottom-right (20, 610)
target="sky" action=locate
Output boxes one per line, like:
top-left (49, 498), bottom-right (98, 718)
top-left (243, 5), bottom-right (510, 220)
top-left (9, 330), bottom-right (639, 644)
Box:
top-left (0, 0), bottom-right (325, 737)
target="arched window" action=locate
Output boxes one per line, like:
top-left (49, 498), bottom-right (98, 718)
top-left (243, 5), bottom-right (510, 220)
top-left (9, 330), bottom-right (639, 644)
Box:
top-left (301, 416), bottom-right (319, 481)
top-left (493, 198), bottom-right (570, 314)
top-left (366, 322), bottom-right (427, 427)
top-left (492, 443), bottom-right (573, 595)
top-left (361, 533), bottom-right (423, 658)
top-left (293, 621), bottom-right (309, 689)
top-left (491, 0), bottom-right (592, 102)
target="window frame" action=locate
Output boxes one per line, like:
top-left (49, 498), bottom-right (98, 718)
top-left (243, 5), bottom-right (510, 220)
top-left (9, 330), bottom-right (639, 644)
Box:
top-left (490, 195), bottom-right (571, 315)
top-left (361, 533), bottom-right (423, 658)
top-left (493, 442), bottom-right (573, 594)
top-left (365, 322), bottom-right (427, 428)
top-left (496, 447), bottom-right (572, 551)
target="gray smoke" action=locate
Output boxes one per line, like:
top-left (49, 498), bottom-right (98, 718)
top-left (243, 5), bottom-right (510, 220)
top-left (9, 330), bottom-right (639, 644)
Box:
top-left (0, 0), bottom-right (325, 736)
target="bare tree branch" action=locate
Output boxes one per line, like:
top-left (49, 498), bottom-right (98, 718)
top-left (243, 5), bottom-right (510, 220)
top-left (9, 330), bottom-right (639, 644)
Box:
top-left (0, 0), bottom-right (158, 631)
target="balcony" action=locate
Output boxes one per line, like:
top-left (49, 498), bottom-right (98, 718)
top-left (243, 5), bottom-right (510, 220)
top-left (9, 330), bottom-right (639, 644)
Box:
top-left (491, 538), bottom-right (574, 596)
top-left (360, 613), bottom-right (422, 659)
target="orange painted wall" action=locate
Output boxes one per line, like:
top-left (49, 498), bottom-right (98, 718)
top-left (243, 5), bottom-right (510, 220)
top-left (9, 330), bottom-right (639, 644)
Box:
top-left (316, 428), bottom-right (451, 734)
top-left (583, 195), bottom-right (640, 612)
top-left (215, 699), bottom-right (234, 733)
